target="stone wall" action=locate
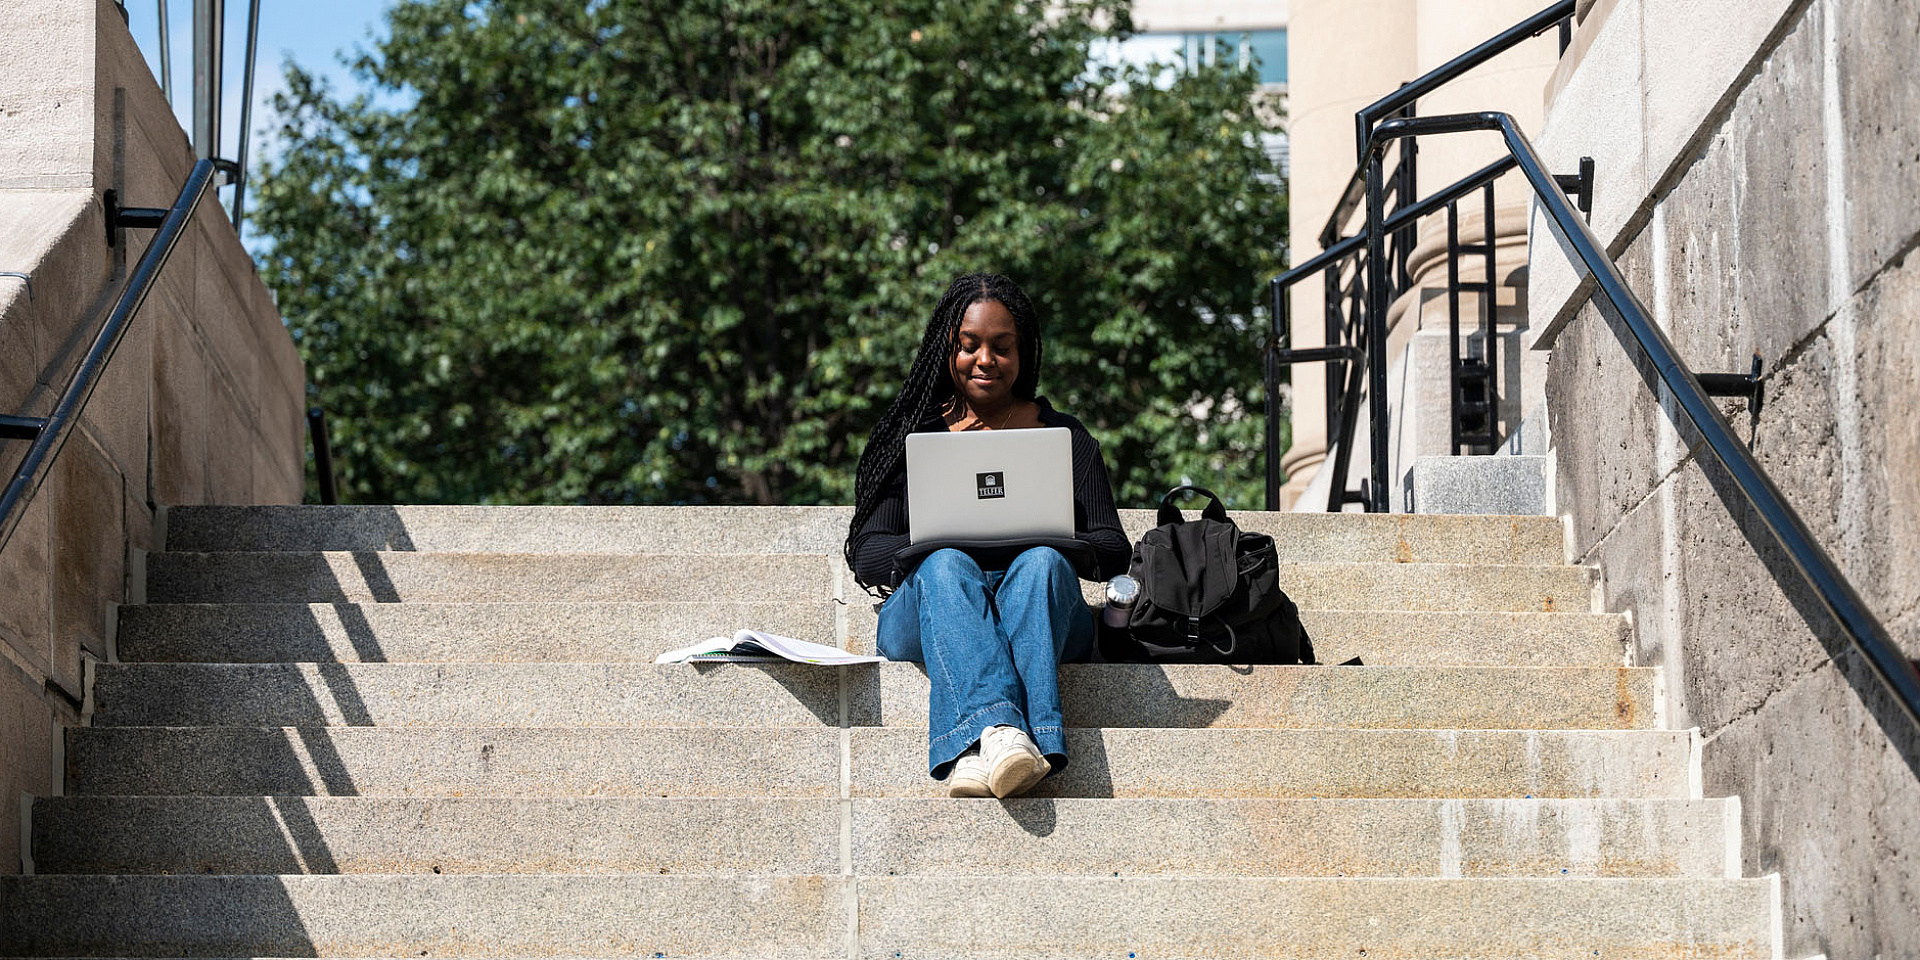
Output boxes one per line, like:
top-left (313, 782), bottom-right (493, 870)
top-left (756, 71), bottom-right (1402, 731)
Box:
top-left (0, 0), bottom-right (306, 874)
top-left (1531, 0), bottom-right (1920, 953)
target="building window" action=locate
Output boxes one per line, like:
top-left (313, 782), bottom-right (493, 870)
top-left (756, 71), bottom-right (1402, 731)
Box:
top-left (1096, 28), bottom-right (1287, 87)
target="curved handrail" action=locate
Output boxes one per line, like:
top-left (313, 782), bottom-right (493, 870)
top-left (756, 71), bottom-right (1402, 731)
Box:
top-left (1353, 0), bottom-right (1576, 159)
top-left (1360, 111), bottom-right (1920, 736)
top-left (0, 158), bottom-right (222, 552)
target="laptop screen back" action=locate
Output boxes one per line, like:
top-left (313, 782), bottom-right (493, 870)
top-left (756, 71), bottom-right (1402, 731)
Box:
top-left (904, 428), bottom-right (1074, 544)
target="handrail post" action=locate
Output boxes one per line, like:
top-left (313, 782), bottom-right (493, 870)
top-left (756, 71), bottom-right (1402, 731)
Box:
top-left (1265, 277), bottom-right (1284, 511)
top-left (307, 407), bottom-right (339, 506)
top-left (1363, 147), bottom-right (1393, 514)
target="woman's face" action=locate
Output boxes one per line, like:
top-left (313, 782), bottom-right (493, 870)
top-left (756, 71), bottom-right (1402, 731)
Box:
top-left (950, 299), bottom-right (1020, 411)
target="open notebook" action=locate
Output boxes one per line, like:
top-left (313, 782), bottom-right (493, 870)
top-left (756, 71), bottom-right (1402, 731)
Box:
top-left (654, 629), bottom-right (884, 665)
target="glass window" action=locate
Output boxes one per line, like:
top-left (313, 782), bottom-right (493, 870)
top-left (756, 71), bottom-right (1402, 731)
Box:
top-left (1093, 29), bottom-right (1285, 87)
top-left (1247, 29), bottom-right (1287, 85)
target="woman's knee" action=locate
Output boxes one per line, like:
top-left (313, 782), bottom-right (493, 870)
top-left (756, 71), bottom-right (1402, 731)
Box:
top-left (1006, 545), bottom-right (1075, 585)
top-left (914, 547), bottom-right (985, 583)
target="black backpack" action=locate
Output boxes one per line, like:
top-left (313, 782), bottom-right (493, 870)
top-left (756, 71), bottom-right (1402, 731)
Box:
top-left (1103, 485), bottom-right (1315, 665)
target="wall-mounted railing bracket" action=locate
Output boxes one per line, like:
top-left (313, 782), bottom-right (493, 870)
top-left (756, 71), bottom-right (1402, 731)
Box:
top-left (104, 190), bottom-right (170, 247)
top-left (0, 415), bottom-right (47, 441)
top-left (1695, 353), bottom-right (1765, 417)
top-left (1553, 156), bottom-right (1595, 217)
top-left (1270, 343), bottom-right (1365, 366)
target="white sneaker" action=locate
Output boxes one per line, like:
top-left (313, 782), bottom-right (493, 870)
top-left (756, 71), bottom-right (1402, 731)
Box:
top-left (946, 747), bottom-right (993, 798)
top-left (980, 724), bottom-right (1051, 798)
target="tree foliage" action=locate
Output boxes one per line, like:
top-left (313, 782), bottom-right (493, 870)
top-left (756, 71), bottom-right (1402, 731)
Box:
top-left (255, 0), bottom-right (1289, 508)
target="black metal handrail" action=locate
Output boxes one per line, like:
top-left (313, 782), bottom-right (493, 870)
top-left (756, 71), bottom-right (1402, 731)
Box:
top-left (307, 407), bottom-right (340, 505)
top-left (0, 159), bottom-right (222, 552)
top-left (1359, 110), bottom-right (1920, 735)
top-left (1266, 154), bottom-right (1524, 510)
top-left (1353, 0), bottom-right (1576, 159)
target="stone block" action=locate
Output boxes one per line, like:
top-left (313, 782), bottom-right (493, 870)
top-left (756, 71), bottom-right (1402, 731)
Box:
top-left (1853, 255), bottom-right (1920, 624)
top-left (1408, 455), bottom-right (1548, 516)
top-left (251, 427), bottom-right (300, 506)
top-left (1545, 230), bottom-right (1682, 557)
top-left (1641, 0), bottom-right (1800, 188)
top-left (1837, 0), bottom-right (1920, 288)
top-left (0, 0), bottom-right (95, 189)
top-left (1666, 458), bottom-right (1834, 736)
top-left (2, 874), bottom-right (847, 957)
top-left (0, 193), bottom-right (108, 391)
top-left (0, 493), bottom-right (53, 681)
top-left (1537, 0), bottom-right (1648, 250)
top-left (1640, 5), bottom-right (1829, 378)
top-left (191, 219), bottom-right (263, 421)
top-left (67, 727), bottom-right (845, 797)
top-left (49, 431), bottom-right (123, 693)
top-left (204, 347), bottom-right (255, 504)
top-left (122, 476), bottom-right (151, 554)
top-left (114, 600), bottom-right (846, 664)
top-left (145, 232), bottom-right (197, 335)
top-left (253, 325), bottom-right (308, 502)
top-left (150, 310), bottom-right (208, 506)
top-left (0, 664), bottom-right (56, 875)
top-left (1702, 659), bottom-right (1920, 959)
top-left (113, 27), bottom-right (192, 202)
top-left (850, 728), bottom-right (1694, 799)
top-left (1577, 468), bottom-right (1681, 683)
top-left (1727, 8), bottom-right (1830, 358)
top-left (855, 876), bottom-right (1775, 956)
top-left (75, 287), bottom-right (152, 479)
top-left (116, 87), bottom-right (194, 221)
top-left (853, 797), bottom-right (1733, 879)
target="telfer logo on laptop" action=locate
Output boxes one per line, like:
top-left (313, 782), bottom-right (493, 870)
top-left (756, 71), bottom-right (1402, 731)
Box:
top-left (976, 472), bottom-right (1005, 500)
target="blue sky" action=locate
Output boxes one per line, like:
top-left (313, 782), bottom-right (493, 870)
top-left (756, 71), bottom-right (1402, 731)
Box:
top-left (124, 0), bottom-right (398, 240)
top-left (127, 0), bottom-right (397, 163)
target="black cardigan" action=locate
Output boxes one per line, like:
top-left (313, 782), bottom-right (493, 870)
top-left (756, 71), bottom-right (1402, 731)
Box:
top-left (848, 398), bottom-right (1131, 589)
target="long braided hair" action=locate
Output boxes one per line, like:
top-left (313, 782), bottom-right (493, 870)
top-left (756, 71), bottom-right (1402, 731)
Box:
top-left (844, 273), bottom-right (1044, 592)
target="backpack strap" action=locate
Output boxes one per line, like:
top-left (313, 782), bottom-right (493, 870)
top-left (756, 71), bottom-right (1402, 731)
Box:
top-left (1197, 616), bottom-right (1240, 658)
top-left (1157, 485), bottom-right (1231, 526)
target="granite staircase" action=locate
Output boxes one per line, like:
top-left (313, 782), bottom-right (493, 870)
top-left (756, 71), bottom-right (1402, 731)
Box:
top-left (2, 505), bottom-right (1780, 958)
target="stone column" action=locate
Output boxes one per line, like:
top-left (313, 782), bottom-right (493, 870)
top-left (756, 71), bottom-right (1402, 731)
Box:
top-left (1380, 0), bottom-right (1559, 479)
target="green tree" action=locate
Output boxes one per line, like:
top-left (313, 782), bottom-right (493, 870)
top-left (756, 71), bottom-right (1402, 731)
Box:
top-left (255, 0), bottom-right (1288, 508)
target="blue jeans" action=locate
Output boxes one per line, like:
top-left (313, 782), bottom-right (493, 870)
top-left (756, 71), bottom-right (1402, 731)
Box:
top-left (876, 546), bottom-right (1094, 779)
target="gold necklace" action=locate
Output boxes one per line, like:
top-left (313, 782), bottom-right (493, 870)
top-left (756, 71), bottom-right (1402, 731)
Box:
top-left (951, 401), bottom-right (1018, 430)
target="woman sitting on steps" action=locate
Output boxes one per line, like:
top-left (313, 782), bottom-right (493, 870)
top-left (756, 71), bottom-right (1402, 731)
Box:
top-left (844, 272), bottom-right (1131, 798)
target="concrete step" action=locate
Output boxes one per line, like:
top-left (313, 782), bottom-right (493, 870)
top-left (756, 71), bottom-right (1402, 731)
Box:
top-left (854, 876), bottom-right (1777, 958)
top-left (27, 796), bottom-right (1735, 878)
top-left (90, 663), bottom-right (1659, 731)
top-left (144, 552), bottom-right (836, 604)
top-left (165, 504), bottom-right (1568, 565)
top-left (146, 552), bottom-right (1595, 611)
top-left (66, 727), bottom-right (1692, 798)
top-left (0, 874), bottom-right (1777, 957)
top-left (116, 602), bottom-right (1632, 666)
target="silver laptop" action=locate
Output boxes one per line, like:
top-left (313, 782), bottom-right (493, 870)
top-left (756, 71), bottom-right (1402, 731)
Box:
top-left (904, 428), bottom-right (1075, 544)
